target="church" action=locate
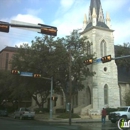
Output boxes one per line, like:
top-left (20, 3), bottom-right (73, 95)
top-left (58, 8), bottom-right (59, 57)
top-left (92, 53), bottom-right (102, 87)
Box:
top-left (73, 0), bottom-right (130, 115)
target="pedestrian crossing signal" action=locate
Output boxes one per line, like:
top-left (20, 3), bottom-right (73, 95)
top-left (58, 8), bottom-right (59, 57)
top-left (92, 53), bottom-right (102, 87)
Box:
top-left (33, 74), bottom-right (41, 78)
top-left (101, 55), bottom-right (111, 63)
top-left (11, 70), bottom-right (20, 74)
top-left (84, 59), bottom-right (93, 65)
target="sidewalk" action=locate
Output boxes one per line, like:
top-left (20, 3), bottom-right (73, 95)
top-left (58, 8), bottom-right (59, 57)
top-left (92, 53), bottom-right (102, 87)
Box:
top-left (34, 113), bottom-right (110, 123)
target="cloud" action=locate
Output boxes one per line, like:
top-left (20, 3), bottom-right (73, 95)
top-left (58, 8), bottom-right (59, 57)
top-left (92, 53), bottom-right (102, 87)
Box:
top-left (0, 13), bottom-right (44, 51)
top-left (0, 36), bottom-right (12, 50)
top-left (25, 8), bottom-right (42, 16)
top-left (13, 41), bottom-right (30, 48)
top-left (53, 0), bottom-right (89, 37)
top-left (102, 0), bottom-right (129, 13)
top-left (11, 14), bottom-right (44, 24)
top-left (113, 18), bottom-right (130, 45)
top-left (60, 0), bottom-right (75, 8)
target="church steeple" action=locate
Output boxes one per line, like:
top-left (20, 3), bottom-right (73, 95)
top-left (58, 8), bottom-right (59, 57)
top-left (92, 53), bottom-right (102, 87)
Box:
top-left (89, 0), bottom-right (104, 23)
top-left (85, 0), bottom-right (109, 30)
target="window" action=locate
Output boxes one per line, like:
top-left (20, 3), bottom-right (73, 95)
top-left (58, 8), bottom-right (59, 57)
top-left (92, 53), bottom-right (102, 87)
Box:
top-left (100, 40), bottom-right (106, 57)
top-left (104, 84), bottom-right (108, 105)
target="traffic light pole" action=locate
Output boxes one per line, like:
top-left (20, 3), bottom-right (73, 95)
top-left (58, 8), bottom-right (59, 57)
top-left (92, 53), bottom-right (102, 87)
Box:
top-left (68, 46), bottom-right (72, 126)
top-left (41, 76), bottom-right (53, 119)
top-left (50, 77), bottom-right (53, 119)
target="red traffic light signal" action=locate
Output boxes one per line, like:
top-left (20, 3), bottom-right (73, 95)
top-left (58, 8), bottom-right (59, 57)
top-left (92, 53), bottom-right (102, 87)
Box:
top-left (41, 27), bottom-right (57, 36)
top-left (33, 74), bottom-right (41, 78)
top-left (101, 55), bottom-right (111, 63)
top-left (11, 70), bottom-right (20, 74)
top-left (0, 21), bottom-right (9, 33)
top-left (84, 59), bottom-right (93, 65)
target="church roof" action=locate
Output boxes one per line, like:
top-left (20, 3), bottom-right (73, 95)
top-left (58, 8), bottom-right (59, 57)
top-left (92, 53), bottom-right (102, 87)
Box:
top-left (85, 21), bottom-right (109, 30)
top-left (90, 0), bottom-right (101, 19)
top-left (84, 0), bottom-right (109, 31)
top-left (0, 46), bottom-right (17, 53)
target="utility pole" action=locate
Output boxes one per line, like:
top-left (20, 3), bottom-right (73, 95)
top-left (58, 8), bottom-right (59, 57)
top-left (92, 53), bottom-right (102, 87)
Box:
top-left (50, 77), bottom-right (53, 119)
top-left (68, 45), bottom-right (72, 125)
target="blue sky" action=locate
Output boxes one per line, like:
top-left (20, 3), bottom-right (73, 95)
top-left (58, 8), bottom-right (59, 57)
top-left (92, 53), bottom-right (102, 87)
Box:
top-left (0, 0), bottom-right (130, 51)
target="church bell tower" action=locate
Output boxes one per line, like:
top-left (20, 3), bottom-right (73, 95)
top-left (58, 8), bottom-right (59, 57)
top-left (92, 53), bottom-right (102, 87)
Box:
top-left (79, 0), bottom-right (120, 114)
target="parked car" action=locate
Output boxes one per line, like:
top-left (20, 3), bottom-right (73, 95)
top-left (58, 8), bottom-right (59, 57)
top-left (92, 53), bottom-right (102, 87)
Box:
top-left (14, 107), bottom-right (35, 120)
top-left (108, 106), bottom-right (130, 123)
top-left (0, 109), bottom-right (8, 117)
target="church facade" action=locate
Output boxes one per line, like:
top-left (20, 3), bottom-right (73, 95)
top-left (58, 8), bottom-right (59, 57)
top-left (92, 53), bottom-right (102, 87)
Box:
top-left (74, 0), bottom-right (120, 115)
top-left (73, 0), bottom-right (130, 115)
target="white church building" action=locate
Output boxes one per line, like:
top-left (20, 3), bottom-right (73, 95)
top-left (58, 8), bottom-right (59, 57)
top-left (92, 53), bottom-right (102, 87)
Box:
top-left (32, 0), bottom-right (130, 115)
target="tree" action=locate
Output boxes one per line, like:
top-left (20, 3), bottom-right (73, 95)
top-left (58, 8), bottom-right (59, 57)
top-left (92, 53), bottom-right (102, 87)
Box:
top-left (10, 31), bottom-right (96, 108)
top-left (124, 90), bottom-right (130, 105)
top-left (115, 42), bottom-right (130, 71)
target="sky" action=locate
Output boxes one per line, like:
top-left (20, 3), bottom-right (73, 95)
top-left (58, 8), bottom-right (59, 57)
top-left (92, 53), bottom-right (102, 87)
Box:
top-left (0, 0), bottom-right (130, 51)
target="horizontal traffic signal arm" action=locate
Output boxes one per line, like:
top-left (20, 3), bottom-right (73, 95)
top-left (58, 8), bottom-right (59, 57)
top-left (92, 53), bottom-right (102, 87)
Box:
top-left (0, 21), bottom-right (57, 36)
top-left (33, 74), bottom-right (42, 78)
top-left (11, 70), bottom-right (20, 74)
top-left (84, 58), bottom-right (93, 65)
top-left (101, 55), bottom-right (112, 63)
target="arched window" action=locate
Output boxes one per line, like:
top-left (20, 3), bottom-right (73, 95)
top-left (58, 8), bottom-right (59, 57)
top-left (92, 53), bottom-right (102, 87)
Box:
top-left (100, 40), bottom-right (107, 57)
top-left (104, 84), bottom-right (108, 105)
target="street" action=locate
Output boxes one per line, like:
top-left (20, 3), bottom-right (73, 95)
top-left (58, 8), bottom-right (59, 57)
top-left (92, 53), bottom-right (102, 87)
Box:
top-left (0, 117), bottom-right (80, 130)
top-left (1, 116), bottom-right (130, 130)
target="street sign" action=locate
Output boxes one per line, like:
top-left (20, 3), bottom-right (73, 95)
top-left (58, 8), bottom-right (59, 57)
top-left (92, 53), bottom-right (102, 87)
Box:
top-left (0, 21), bottom-right (9, 33)
top-left (20, 72), bottom-right (33, 77)
top-left (11, 20), bottom-right (41, 32)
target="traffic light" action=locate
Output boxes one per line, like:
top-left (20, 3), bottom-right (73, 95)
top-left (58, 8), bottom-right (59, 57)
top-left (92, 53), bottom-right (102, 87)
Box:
top-left (0, 21), bottom-right (9, 33)
top-left (41, 27), bottom-right (57, 36)
top-left (51, 97), bottom-right (58, 101)
top-left (84, 58), bottom-right (93, 65)
top-left (11, 70), bottom-right (20, 75)
top-left (33, 74), bottom-right (41, 78)
top-left (101, 55), bottom-right (112, 63)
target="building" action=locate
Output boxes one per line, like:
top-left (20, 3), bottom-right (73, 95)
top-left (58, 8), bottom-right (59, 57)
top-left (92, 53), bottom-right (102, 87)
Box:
top-left (0, 46), bottom-right (31, 108)
top-left (74, 0), bottom-right (130, 115)
top-left (0, 46), bottom-right (17, 70)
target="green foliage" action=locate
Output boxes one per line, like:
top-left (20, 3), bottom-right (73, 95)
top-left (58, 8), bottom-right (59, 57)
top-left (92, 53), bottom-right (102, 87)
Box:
top-left (124, 90), bottom-right (130, 105)
top-left (57, 112), bottom-right (80, 118)
top-left (9, 31), bottom-right (96, 107)
top-left (115, 43), bottom-right (130, 70)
